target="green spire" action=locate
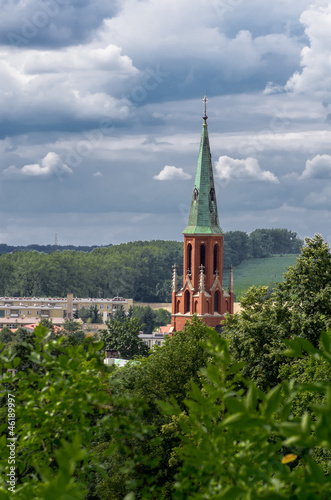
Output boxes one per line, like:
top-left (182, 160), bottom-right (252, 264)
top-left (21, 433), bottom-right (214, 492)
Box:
top-left (183, 99), bottom-right (223, 235)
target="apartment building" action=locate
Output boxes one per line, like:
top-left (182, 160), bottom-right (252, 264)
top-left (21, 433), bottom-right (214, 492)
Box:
top-left (0, 293), bottom-right (133, 328)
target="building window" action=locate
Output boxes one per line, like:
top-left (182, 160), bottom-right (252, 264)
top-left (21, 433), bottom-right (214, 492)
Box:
top-left (213, 244), bottom-right (218, 274)
top-left (187, 243), bottom-right (192, 274)
top-left (184, 290), bottom-right (190, 314)
top-left (200, 244), bottom-right (205, 268)
top-left (99, 305), bottom-right (104, 309)
top-left (214, 291), bottom-right (220, 313)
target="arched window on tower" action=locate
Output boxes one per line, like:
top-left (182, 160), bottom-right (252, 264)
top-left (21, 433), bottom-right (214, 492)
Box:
top-left (193, 188), bottom-right (199, 201)
top-left (200, 244), bottom-right (205, 268)
top-left (213, 244), bottom-right (218, 274)
top-left (187, 243), bottom-right (192, 274)
top-left (184, 290), bottom-right (190, 313)
top-left (214, 290), bottom-right (220, 313)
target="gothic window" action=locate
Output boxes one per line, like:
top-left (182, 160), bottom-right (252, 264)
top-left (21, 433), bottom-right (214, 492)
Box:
top-left (194, 300), bottom-right (198, 313)
top-left (214, 290), bottom-right (220, 313)
top-left (193, 188), bottom-right (199, 200)
top-left (210, 188), bottom-right (215, 201)
top-left (200, 244), bottom-right (205, 268)
top-left (184, 290), bottom-right (190, 313)
top-left (213, 244), bottom-right (218, 274)
top-left (187, 243), bottom-right (192, 274)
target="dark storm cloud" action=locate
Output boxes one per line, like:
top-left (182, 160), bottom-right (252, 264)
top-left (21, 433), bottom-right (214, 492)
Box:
top-left (0, 0), bottom-right (331, 246)
top-left (0, 0), bottom-right (119, 48)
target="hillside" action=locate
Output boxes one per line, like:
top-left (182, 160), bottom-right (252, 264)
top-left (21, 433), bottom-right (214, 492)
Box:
top-left (223, 254), bottom-right (299, 300)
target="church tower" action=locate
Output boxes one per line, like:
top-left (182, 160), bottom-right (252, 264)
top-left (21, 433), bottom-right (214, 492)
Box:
top-left (171, 96), bottom-right (234, 332)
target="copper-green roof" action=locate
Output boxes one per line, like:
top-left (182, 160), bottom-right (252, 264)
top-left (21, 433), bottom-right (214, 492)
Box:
top-left (183, 118), bottom-right (223, 235)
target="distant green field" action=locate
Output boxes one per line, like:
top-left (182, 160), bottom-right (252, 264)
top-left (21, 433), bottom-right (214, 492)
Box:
top-left (223, 254), bottom-right (299, 301)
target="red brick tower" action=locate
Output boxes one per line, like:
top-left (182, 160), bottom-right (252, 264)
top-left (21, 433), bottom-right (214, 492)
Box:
top-left (171, 96), bottom-right (234, 332)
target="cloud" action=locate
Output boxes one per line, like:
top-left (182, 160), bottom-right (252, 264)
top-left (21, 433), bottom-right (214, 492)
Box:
top-left (3, 152), bottom-right (72, 179)
top-left (153, 165), bottom-right (192, 181)
top-left (285, 4), bottom-right (331, 95)
top-left (0, 41), bottom-right (137, 135)
top-left (0, 0), bottom-right (118, 48)
top-left (214, 156), bottom-right (279, 183)
top-left (301, 154), bottom-right (331, 180)
top-left (93, 171), bottom-right (103, 177)
top-left (305, 184), bottom-right (331, 208)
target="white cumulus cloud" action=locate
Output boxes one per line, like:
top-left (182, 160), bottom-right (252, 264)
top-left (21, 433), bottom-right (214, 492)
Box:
top-left (3, 152), bottom-right (73, 179)
top-left (215, 156), bottom-right (279, 183)
top-left (301, 154), bottom-right (331, 179)
top-left (285, 4), bottom-right (331, 95)
top-left (153, 165), bottom-right (192, 181)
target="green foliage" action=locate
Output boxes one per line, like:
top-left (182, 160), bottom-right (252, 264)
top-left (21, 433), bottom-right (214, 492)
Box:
top-left (225, 235), bottom-right (331, 389)
top-left (131, 305), bottom-right (155, 334)
top-left (0, 231), bottom-right (302, 302)
top-left (0, 324), bottom-right (111, 499)
top-left (165, 330), bottom-right (331, 499)
top-left (223, 228), bottom-right (303, 268)
top-left (0, 327), bottom-right (13, 344)
top-left (130, 306), bottom-right (171, 333)
top-left (97, 317), bottom-right (213, 498)
top-left (275, 234), bottom-right (331, 346)
top-left (100, 317), bottom-right (148, 359)
top-left (76, 305), bottom-right (103, 324)
top-left (1, 320), bottom-right (331, 498)
top-left (225, 285), bottom-right (287, 391)
top-left (154, 308), bottom-right (171, 328)
top-left (0, 240), bottom-right (183, 301)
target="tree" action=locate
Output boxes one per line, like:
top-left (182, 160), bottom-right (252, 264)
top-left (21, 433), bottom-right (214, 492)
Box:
top-left (275, 234), bottom-right (331, 346)
top-left (0, 325), bottom-right (111, 499)
top-left (2, 322), bottom-right (331, 498)
top-left (60, 319), bottom-right (86, 344)
top-left (223, 230), bottom-right (251, 267)
top-left (154, 308), bottom-right (171, 327)
top-left (100, 317), bottom-right (148, 359)
top-left (162, 330), bottom-right (331, 499)
top-left (224, 235), bottom-right (331, 389)
top-left (77, 305), bottom-right (103, 323)
top-left (224, 285), bottom-right (287, 390)
top-left (0, 327), bottom-right (13, 344)
top-left (97, 317), bottom-right (213, 498)
top-left (131, 305), bottom-right (156, 334)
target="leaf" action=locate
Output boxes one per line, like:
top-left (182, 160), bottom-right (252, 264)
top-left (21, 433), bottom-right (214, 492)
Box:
top-left (225, 397), bottom-right (245, 414)
top-left (321, 331), bottom-right (331, 354)
top-left (220, 485), bottom-right (245, 499)
top-left (281, 453), bottom-right (298, 464)
top-left (264, 385), bottom-right (282, 419)
top-left (226, 361), bottom-right (245, 375)
top-left (12, 357), bottom-right (21, 369)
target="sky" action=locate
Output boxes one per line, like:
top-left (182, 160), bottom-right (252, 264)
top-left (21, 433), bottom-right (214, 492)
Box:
top-left (1, 0), bottom-right (331, 246)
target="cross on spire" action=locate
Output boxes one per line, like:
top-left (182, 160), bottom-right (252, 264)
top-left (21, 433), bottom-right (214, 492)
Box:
top-left (202, 94), bottom-right (209, 121)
